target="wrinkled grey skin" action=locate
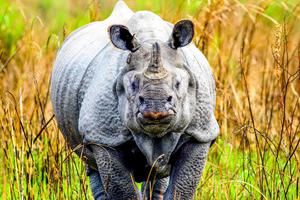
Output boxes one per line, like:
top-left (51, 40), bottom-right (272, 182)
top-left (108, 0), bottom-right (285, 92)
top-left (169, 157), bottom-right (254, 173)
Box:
top-left (51, 1), bottom-right (219, 199)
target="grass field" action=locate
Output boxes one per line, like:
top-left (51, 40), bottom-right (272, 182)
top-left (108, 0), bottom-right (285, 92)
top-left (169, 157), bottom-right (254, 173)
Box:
top-left (0, 0), bottom-right (299, 199)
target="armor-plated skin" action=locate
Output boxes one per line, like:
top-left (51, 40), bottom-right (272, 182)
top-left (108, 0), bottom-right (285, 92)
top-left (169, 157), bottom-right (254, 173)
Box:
top-left (51, 1), bottom-right (219, 199)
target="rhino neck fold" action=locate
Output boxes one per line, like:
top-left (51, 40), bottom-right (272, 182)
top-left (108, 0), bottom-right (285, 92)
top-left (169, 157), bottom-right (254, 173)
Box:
top-left (131, 132), bottom-right (181, 171)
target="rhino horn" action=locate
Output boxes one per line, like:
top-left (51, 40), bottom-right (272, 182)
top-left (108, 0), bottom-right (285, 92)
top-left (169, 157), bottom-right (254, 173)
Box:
top-left (144, 42), bottom-right (168, 79)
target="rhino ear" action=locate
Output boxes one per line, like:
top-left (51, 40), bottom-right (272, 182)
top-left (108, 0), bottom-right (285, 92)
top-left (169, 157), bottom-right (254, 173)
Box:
top-left (169, 20), bottom-right (194, 49)
top-left (109, 25), bottom-right (140, 52)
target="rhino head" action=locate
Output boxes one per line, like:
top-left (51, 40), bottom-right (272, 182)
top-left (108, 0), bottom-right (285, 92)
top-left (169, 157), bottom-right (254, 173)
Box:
top-left (110, 20), bottom-right (196, 169)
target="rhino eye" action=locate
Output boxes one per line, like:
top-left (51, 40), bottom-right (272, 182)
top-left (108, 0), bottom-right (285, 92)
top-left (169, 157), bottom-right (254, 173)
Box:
top-left (131, 81), bottom-right (138, 91)
top-left (175, 81), bottom-right (180, 89)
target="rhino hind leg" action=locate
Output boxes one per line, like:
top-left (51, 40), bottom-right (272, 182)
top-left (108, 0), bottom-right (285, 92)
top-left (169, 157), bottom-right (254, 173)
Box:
top-left (91, 145), bottom-right (140, 200)
top-left (141, 177), bottom-right (169, 200)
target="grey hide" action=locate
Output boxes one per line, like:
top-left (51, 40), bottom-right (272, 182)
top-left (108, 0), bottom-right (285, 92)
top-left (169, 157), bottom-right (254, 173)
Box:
top-left (51, 1), bottom-right (219, 199)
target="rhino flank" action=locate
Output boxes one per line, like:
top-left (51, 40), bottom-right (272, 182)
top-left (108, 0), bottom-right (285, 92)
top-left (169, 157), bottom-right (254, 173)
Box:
top-left (51, 1), bottom-right (219, 199)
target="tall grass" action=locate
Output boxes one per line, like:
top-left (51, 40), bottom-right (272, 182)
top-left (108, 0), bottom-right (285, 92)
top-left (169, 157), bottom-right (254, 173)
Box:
top-left (0, 0), bottom-right (299, 199)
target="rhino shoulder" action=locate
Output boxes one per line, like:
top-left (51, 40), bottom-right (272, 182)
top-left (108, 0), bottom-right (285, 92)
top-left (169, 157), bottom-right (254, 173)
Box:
top-left (78, 49), bottom-right (132, 147)
top-left (181, 45), bottom-right (219, 143)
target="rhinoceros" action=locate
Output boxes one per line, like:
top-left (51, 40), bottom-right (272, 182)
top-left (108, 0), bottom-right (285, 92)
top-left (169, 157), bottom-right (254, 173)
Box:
top-left (51, 1), bottom-right (219, 199)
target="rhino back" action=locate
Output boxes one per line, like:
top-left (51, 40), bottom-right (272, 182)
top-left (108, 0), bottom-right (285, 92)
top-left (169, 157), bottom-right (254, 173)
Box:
top-left (80, 11), bottom-right (219, 147)
top-left (50, 1), bottom-right (134, 158)
top-left (51, 2), bottom-right (218, 158)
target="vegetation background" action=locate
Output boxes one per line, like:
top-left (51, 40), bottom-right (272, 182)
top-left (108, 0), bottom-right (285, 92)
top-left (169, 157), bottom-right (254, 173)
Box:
top-left (0, 0), bottom-right (299, 199)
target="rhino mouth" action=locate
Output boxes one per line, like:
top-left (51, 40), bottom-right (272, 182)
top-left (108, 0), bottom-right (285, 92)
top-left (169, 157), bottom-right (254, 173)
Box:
top-left (138, 114), bottom-right (173, 125)
top-left (135, 109), bottom-right (175, 135)
top-left (136, 110), bottom-right (175, 123)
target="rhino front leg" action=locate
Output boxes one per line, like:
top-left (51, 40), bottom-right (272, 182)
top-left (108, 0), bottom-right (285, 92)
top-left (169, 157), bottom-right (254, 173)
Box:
top-left (164, 141), bottom-right (211, 200)
top-left (141, 177), bottom-right (169, 199)
top-left (86, 166), bottom-right (107, 200)
top-left (91, 145), bottom-right (140, 200)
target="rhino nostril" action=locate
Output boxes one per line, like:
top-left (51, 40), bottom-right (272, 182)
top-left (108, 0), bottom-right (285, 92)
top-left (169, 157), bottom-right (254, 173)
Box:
top-left (167, 96), bottom-right (172, 102)
top-left (139, 96), bottom-right (145, 104)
